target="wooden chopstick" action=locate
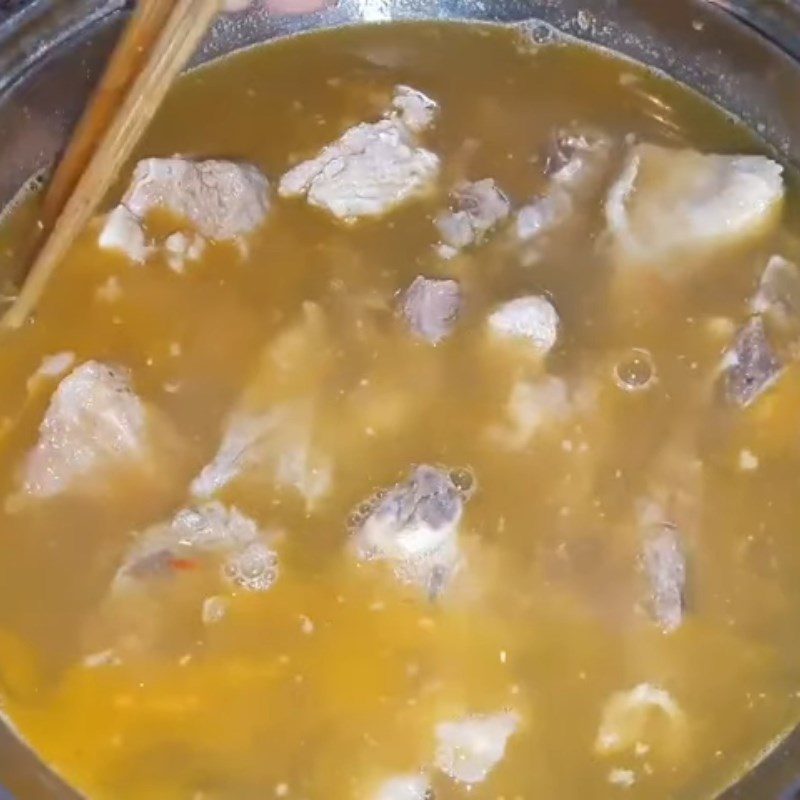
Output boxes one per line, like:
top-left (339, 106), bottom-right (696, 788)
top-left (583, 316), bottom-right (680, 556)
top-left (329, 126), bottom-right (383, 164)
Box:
top-left (41, 0), bottom-right (177, 229)
top-left (3, 0), bottom-right (221, 330)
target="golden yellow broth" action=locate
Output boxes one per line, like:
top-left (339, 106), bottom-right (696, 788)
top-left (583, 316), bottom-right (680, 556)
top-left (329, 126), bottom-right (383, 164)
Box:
top-left (0, 20), bottom-right (799, 800)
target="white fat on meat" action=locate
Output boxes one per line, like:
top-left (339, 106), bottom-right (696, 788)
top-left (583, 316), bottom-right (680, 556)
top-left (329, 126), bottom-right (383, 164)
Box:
top-left (19, 361), bottom-right (151, 498)
top-left (487, 295), bottom-right (560, 357)
top-left (113, 501), bottom-right (278, 596)
top-left (351, 465), bottom-right (472, 597)
top-left (279, 86), bottom-right (440, 221)
top-left (191, 402), bottom-right (332, 511)
top-left (595, 683), bottom-right (686, 757)
top-left (401, 276), bottom-right (462, 345)
top-left (100, 157), bottom-right (270, 264)
top-left (487, 375), bottom-right (572, 450)
top-left (434, 712), bottom-right (519, 784)
top-left (435, 178), bottom-right (511, 256)
top-left (606, 144), bottom-right (784, 274)
top-left (372, 774), bottom-right (431, 800)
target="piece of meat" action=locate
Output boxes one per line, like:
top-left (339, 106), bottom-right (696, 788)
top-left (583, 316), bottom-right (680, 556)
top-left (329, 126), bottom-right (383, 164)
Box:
top-left (191, 403), bottom-right (332, 512)
top-left (751, 255), bottom-right (800, 329)
top-left (595, 683), bottom-right (685, 756)
top-left (516, 128), bottom-right (612, 243)
top-left (279, 87), bottom-right (440, 221)
top-left (434, 712), bottom-right (519, 785)
top-left (638, 503), bottom-right (687, 634)
top-left (113, 502), bottom-right (278, 595)
top-left (486, 376), bottom-right (572, 450)
top-left (19, 361), bottom-right (149, 498)
top-left (163, 231), bottom-right (206, 274)
top-left (98, 204), bottom-right (152, 263)
top-left (390, 85), bottom-right (439, 134)
top-left (25, 351), bottom-right (76, 394)
top-left (720, 316), bottom-right (783, 407)
top-left (515, 188), bottom-right (572, 242)
top-left (122, 157), bottom-right (270, 241)
top-left (606, 144), bottom-right (784, 274)
top-left (373, 774), bottom-right (431, 800)
top-left (435, 178), bottom-right (510, 255)
top-left (487, 295), bottom-right (560, 356)
top-left (401, 276), bottom-right (461, 345)
top-left (351, 465), bottom-right (472, 596)
top-left (543, 129), bottom-right (613, 192)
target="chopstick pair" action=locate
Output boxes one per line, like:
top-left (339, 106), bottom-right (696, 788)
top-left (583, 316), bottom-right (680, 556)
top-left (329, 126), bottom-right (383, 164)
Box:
top-left (3, 0), bottom-right (222, 330)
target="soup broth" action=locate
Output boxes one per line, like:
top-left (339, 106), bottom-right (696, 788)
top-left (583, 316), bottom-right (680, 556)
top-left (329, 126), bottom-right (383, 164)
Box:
top-left (0, 20), bottom-right (799, 800)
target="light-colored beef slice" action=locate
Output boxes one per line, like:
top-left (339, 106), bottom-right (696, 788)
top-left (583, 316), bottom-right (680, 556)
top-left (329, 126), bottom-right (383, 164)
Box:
top-left (720, 316), bottom-right (783, 407)
top-left (436, 178), bottom-right (510, 253)
top-left (487, 295), bottom-right (560, 356)
top-left (113, 501), bottom-right (278, 595)
top-left (279, 86), bottom-right (441, 222)
top-left (20, 361), bottom-right (150, 498)
top-left (606, 144), bottom-right (784, 274)
top-left (351, 465), bottom-right (472, 597)
top-left (434, 712), bottom-right (519, 784)
top-left (401, 276), bottom-right (461, 344)
top-left (122, 157), bottom-right (271, 240)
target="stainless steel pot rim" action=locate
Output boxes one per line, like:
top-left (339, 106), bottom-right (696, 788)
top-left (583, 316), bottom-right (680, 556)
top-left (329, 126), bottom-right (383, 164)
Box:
top-left (0, 1), bottom-right (799, 798)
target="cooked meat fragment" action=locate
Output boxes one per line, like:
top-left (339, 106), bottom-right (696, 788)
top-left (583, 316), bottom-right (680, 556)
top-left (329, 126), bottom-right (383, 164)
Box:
top-left (279, 87), bottom-right (440, 221)
top-left (401, 276), bottom-right (461, 344)
top-left (487, 295), bottom-right (560, 356)
top-left (515, 189), bottom-right (572, 241)
top-left (164, 231), bottom-right (206, 273)
top-left (114, 502), bottom-right (278, 595)
top-left (434, 712), bottom-right (518, 784)
top-left (516, 128), bottom-right (612, 242)
top-left (751, 255), bottom-right (800, 329)
top-left (606, 144), bottom-right (784, 274)
top-left (100, 157), bottom-right (270, 264)
top-left (191, 402), bottom-right (332, 511)
top-left (351, 465), bottom-right (472, 595)
top-left (373, 774), bottom-right (431, 800)
top-left (544, 129), bottom-right (613, 192)
top-left (390, 85), bottom-right (439, 133)
top-left (98, 204), bottom-right (152, 263)
top-left (487, 376), bottom-right (572, 450)
top-left (26, 352), bottom-right (76, 394)
top-left (20, 361), bottom-right (149, 498)
top-left (123, 158), bottom-right (270, 241)
top-left (435, 178), bottom-right (510, 254)
top-left (720, 316), bottom-right (783, 407)
top-left (595, 683), bottom-right (686, 756)
top-left (639, 503), bottom-right (687, 634)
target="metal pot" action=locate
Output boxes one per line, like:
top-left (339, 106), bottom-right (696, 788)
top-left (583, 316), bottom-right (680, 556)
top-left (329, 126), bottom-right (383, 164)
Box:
top-left (0, 0), bottom-right (799, 797)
